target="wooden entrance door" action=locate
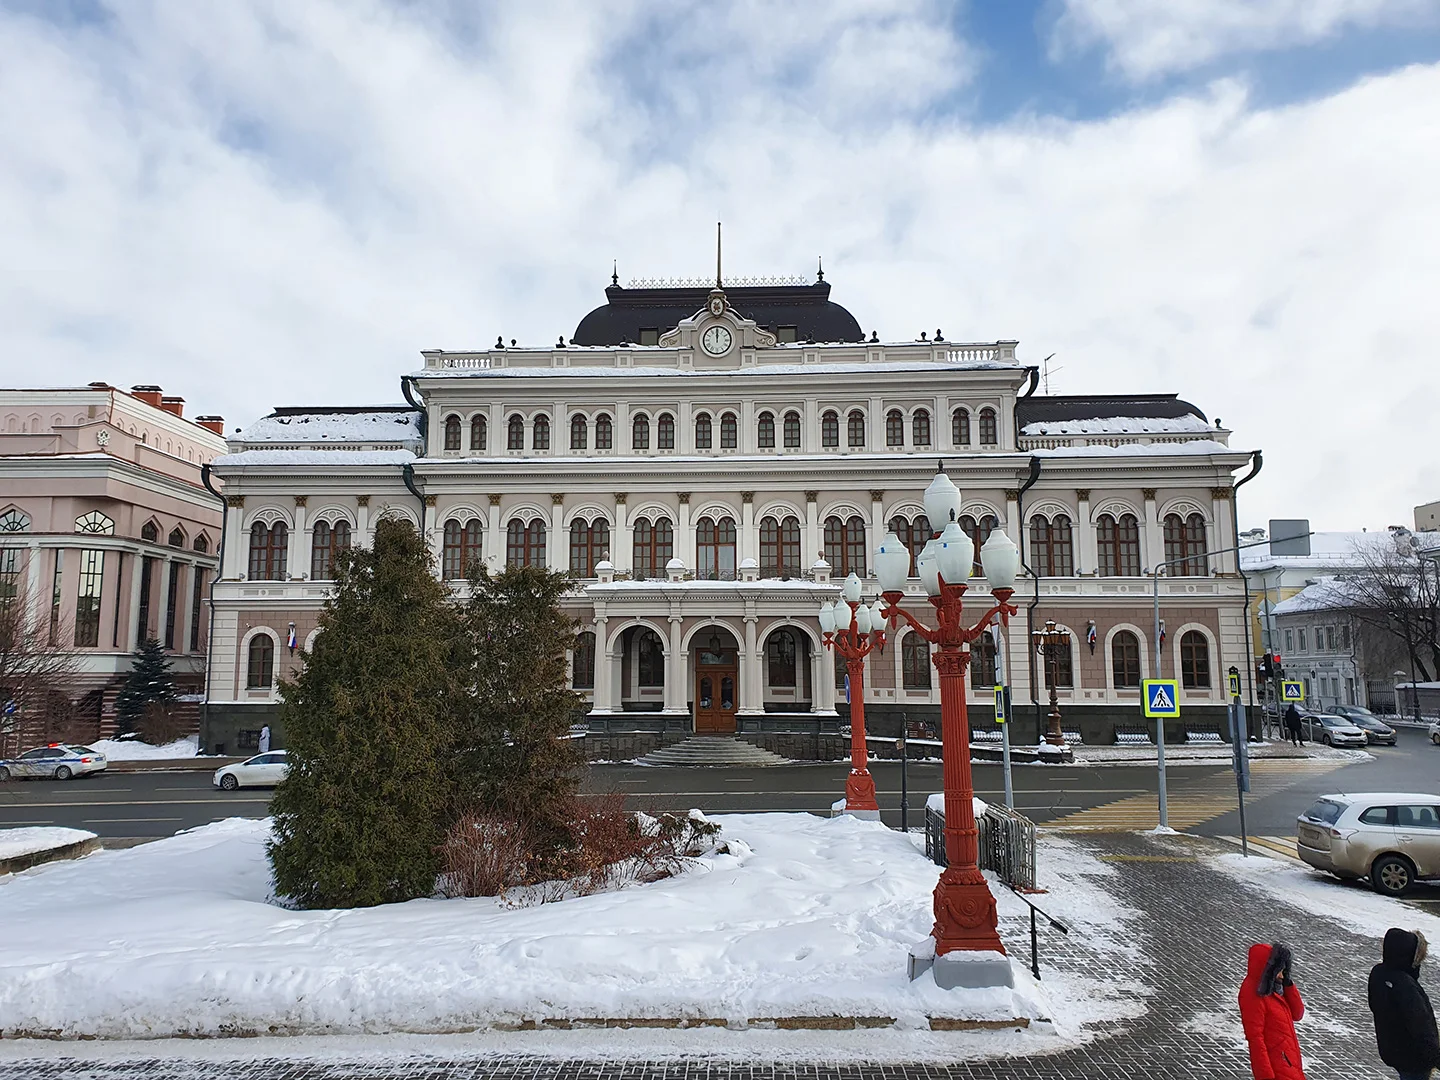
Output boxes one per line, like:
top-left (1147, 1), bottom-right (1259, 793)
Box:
top-left (694, 647), bottom-right (738, 734)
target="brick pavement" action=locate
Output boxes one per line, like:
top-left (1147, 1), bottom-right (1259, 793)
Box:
top-left (0, 832), bottom-right (1395, 1079)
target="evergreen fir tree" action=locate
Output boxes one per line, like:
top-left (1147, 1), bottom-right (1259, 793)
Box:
top-left (268, 518), bottom-right (465, 909)
top-left (113, 638), bottom-right (176, 734)
top-left (456, 564), bottom-right (585, 843)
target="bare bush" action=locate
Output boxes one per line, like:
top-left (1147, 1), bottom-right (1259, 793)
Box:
top-left (0, 587), bottom-right (83, 758)
top-left (438, 813), bottom-right (533, 899)
top-left (137, 701), bottom-right (189, 746)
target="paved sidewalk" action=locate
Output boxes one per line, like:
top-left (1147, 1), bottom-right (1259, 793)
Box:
top-left (0, 833), bottom-right (1392, 1079)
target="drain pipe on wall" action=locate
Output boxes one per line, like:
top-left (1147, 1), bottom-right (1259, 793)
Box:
top-left (199, 462), bottom-right (226, 753)
top-left (1016, 457), bottom-right (1043, 737)
top-left (1231, 449), bottom-right (1264, 739)
top-left (402, 462), bottom-right (426, 534)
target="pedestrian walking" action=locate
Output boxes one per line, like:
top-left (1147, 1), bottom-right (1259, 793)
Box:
top-left (1240, 941), bottom-right (1307, 1080)
top-left (258, 724), bottom-right (271, 754)
top-left (1370, 927), bottom-right (1440, 1080)
top-left (1285, 704), bottom-right (1303, 747)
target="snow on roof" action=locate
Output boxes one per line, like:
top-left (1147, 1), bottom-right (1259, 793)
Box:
top-left (236, 409), bottom-right (422, 445)
top-left (1021, 415), bottom-right (1216, 436)
top-left (1029, 439), bottom-right (1238, 458)
top-left (1240, 530), bottom-right (1426, 571)
top-left (410, 358), bottom-right (1019, 380)
top-left (213, 450), bottom-right (416, 468)
top-left (1272, 577), bottom-right (1358, 615)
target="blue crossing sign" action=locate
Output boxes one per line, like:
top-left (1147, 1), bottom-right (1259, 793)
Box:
top-left (994, 685), bottom-right (1007, 723)
top-left (1142, 678), bottom-right (1181, 718)
top-left (1280, 680), bottom-right (1304, 703)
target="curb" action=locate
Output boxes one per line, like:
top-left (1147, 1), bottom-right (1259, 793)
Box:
top-left (487, 1015), bottom-right (1032, 1033)
top-left (105, 758), bottom-right (243, 773)
top-left (0, 837), bottom-right (100, 875)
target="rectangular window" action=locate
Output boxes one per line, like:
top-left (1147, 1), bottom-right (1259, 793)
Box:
top-left (163, 562), bottom-right (181, 650)
top-left (189, 568), bottom-right (206, 652)
top-left (0, 546), bottom-right (19, 604)
top-left (1342, 623), bottom-right (1351, 649)
top-left (1285, 628), bottom-right (1293, 652)
top-left (111, 552), bottom-right (125, 647)
top-left (49, 549), bottom-right (64, 644)
top-left (1325, 626), bottom-right (1335, 651)
top-left (777, 326), bottom-right (798, 343)
top-left (1298, 628), bottom-right (1307, 652)
top-left (136, 556), bottom-right (154, 643)
top-left (73, 549), bottom-right (104, 648)
top-left (638, 328), bottom-right (660, 346)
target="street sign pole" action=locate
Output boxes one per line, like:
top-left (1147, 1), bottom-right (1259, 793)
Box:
top-left (1228, 666), bottom-right (1250, 856)
top-left (993, 625), bottom-right (1014, 809)
top-left (898, 711), bottom-right (910, 833)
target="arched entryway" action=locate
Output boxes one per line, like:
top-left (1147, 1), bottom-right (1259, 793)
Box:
top-left (691, 625), bottom-right (740, 733)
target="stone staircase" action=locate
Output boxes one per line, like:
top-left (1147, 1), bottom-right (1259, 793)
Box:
top-left (638, 736), bottom-right (791, 767)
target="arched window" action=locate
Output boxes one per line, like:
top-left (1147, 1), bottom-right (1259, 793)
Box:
top-left (889, 515), bottom-right (932, 577)
top-left (697, 517), bottom-right (737, 580)
top-left (960, 514), bottom-right (998, 575)
top-left (979, 407), bottom-right (998, 446)
top-left (532, 415), bottom-right (550, 450)
top-left (140, 521), bottom-right (159, 542)
top-left (847, 410), bottom-right (866, 447)
top-left (759, 515), bottom-right (802, 578)
top-left (694, 413), bottom-right (713, 449)
top-left (1030, 514), bottom-right (1074, 576)
top-left (637, 629), bottom-right (665, 687)
top-left (821, 410), bottom-right (839, 448)
top-left (783, 411), bottom-right (802, 448)
top-left (506, 519), bottom-right (546, 567)
top-left (193, 534), bottom-right (210, 553)
top-left (76, 511), bottom-right (115, 535)
top-left (0, 509), bottom-right (30, 532)
top-left (507, 414), bottom-right (524, 450)
top-left (1112, 630), bottom-right (1141, 688)
top-left (886, 409), bottom-right (905, 447)
top-left (248, 522), bottom-right (288, 580)
top-left (1098, 513), bottom-right (1142, 576)
top-left (952, 408), bottom-right (971, 446)
top-left (757, 411), bottom-right (776, 449)
top-left (570, 415), bottom-right (588, 450)
top-left (594, 413), bottom-right (613, 450)
top-left (470, 414), bottom-right (487, 451)
top-left (767, 629), bottom-right (797, 687)
top-left (168, 527), bottom-right (184, 548)
top-left (442, 519), bottom-right (483, 579)
top-left (572, 631), bottom-right (596, 690)
top-left (1181, 631), bottom-right (1211, 689)
top-left (632, 414), bottom-right (650, 450)
top-left (569, 519), bottom-right (610, 577)
top-left (657, 412), bottom-right (675, 449)
top-left (632, 516), bottom-right (674, 579)
top-left (443, 414), bottom-right (462, 451)
top-left (970, 632), bottom-right (997, 689)
top-left (902, 633), bottom-right (931, 690)
top-left (1164, 513), bottom-right (1208, 576)
top-left (824, 516), bottom-right (867, 576)
top-left (246, 634), bottom-right (275, 689)
top-left (720, 412), bottom-right (738, 449)
top-left (311, 520), bottom-right (337, 580)
top-left (913, 409), bottom-right (931, 446)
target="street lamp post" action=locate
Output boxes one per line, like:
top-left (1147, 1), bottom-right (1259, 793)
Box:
top-left (819, 574), bottom-right (886, 814)
top-left (1032, 619), bottom-right (1072, 750)
top-left (875, 474), bottom-right (1022, 966)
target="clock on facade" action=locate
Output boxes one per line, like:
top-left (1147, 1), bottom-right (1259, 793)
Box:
top-left (701, 325), bottom-right (733, 356)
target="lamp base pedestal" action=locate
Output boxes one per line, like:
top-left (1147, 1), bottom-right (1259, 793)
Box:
top-left (907, 938), bottom-right (1016, 989)
top-left (830, 797), bottom-right (881, 821)
top-left (844, 767), bottom-right (880, 814)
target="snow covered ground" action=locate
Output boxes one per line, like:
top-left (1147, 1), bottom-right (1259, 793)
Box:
top-left (0, 813), bottom-right (1142, 1051)
top-left (88, 735), bottom-right (201, 760)
top-left (1068, 742), bottom-right (1371, 766)
top-left (0, 827), bottom-right (96, 862)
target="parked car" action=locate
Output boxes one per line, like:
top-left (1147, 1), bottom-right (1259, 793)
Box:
top-left (1330, 706), bottom-right (1398, 746)
top-left (1430, 719), bottom-right (1440, 746)
top-left (212, 750), bottom-right (289, 791)
top-left (1299, 713), bottom-right (1369, 748)
top-left (1298, 793), bottom-right (1440, 895)
top-left (0, 743), bottom-right (107, 781)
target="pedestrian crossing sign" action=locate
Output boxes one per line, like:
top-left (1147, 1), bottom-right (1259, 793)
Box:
top-left (994, 685), bottom-right (1007, 723)
top-left (1227, 671), bottom-right (1241, 697)
top-left (1281, 680), bottom-right (1304, 703)
top-left (1142, 678), bottom-right (1181, 718)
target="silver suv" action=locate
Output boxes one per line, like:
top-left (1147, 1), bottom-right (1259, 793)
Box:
top-left (1298, 793), bottom-right (1440, 896)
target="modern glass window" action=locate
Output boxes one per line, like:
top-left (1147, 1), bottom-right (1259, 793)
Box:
top-left (889, 515), bottom-right (932, 577)
top-left (632, 414), bottom-right (650, 449)
top-left (594, 413), bottom-right (612, 450)
top-left (913, 409), bottom-right (931, 446)
top-left (824, 516), bottom-right (867, 576)
top-left (696, 517), bottom-right (737, 580)
top-left (767, 629), bottom-right (797, 687)
top-left (1112, 630), bottom-right (1142, 688)
top-left (759, 515), bottom-right (802, 578)
top-left (952, 408), bottom-right (971, 446)
top-left (902, 633), bottom-right (931, 690)
top-left (572, 631), bottom-right (596, 690)
top-left (657, 413), bottom-right (675, 449)
top-left (470, 414), bottom-right (487, 451)
top-left (632, 517), bottom-right (673, 579)
top-left (532, 415), bottom-right (550, 450)
top-left (248, 522), bottom-right (288, 581)
top-left (960, 514), bottom-right (998, 576)
top-left (1181, 631), bottom-right (1211, 689)
top-left (978, 408), bottom-right (998, 446)
top-left (189, 567), bottom-right (206, 652)
top-left (1164, 513), bottom-right (1208, 576)
top-left (73, 549), bottom-right (104, 647)
top-left (570, 415), bottom-right (588, 450)
top-left (886, 409), bottom-right (904, 447)
top-left (568, 519), bottom-right (610, 577)
top-left (847, 410), bottom-right (866, 447)
top-left (970, 632), bottom-right (997, 689)
top-left (442, 519), bottom-right (483, 579)
top-left (1030, 514), bottom-right (1075, 577)
top-left (444, 414), bottom-right (462, 451)
top-left (757, 412), bottom-right (775, 449)
top-left (821, 411), bottom-right (839, 448)
top-left (246, 634), bottom-right (275, 689)
top-left (1097, 513), bottom-right (1142, 576)
top-left (783, 411), bottom-right (801, 448)
top-left (695, 413), bottom-right (712, 449)
top-left (720, 412), bottom-right (738, 449)
top-left (506, 519), bottom-right (546, 567)
top-left (637, 629), bottom-right (665, 687)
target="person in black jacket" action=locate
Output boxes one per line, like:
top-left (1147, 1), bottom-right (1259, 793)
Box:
top-left (1370, 927), bottom-right (1440, 1079)
top-left (1284, 704), bottom-right (1303, 747)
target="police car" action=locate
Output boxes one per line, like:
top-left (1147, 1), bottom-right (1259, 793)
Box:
top-left (0, 743), bottom-right (109, 781)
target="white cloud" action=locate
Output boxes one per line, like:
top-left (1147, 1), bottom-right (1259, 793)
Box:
top-left (1050, 0), bottom-right (1438, 81)
top-left (0, 1), bottom-right (1438, 528)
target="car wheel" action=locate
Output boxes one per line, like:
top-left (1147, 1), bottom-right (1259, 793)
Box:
top-left (1432, 733), bottom-right (1440, 746)
top-left (53, 765), bottom-right (72, 781)
top-left (1322, 733), bottom-right (1332, 746)
top-left (1372, 854), bottom-right (1415, 896)
top-left (0, 766), bottom-right (9, 782)
top-left (219, 773), bottom-right (239, 791)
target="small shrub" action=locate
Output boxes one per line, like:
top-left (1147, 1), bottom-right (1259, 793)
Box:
top-left (137, 701), bottom-right (188, 746)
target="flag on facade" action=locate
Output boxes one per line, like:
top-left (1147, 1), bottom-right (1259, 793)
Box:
top-left (287, 626), bottom-right (297, 651)
top-left (1158, 621), bottom-right (1166, 649)
top-left (1086, 622), bottom-right (1097, 652)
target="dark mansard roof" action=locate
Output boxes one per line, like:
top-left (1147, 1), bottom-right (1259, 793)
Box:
top-left (1015, 394), bottom-right (1208, 427)
top-left (572, 280), bottom-right (864, 346)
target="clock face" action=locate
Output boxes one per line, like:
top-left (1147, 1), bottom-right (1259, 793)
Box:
top-left (701, 325), bottom-right (733, 356)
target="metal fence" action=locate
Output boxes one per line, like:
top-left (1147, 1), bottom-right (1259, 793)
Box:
top-left (925, 800), bottom-right (1037, 891)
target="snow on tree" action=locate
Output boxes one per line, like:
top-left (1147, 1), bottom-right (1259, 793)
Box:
top-left (113, 639), bottom-right (177, 734)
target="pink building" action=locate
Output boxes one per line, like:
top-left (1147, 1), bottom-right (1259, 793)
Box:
top-left (0, 384), bottom-right (227, 737)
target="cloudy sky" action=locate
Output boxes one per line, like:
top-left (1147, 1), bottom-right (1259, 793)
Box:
top-left (3, 0), bottom-right (1439, 531)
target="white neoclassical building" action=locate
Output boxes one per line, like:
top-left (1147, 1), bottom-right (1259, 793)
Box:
top-left (204, 274), bottom-right (1255, 757)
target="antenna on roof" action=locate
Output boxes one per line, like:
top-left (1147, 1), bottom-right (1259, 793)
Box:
top-left (1040, 352), bottom-right (1060, 394)
top-left (716, 221), bottom-right (722, 288)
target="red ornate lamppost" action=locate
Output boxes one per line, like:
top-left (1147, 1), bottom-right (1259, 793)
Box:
top-left (818, 572), bottom-right (886, 815)
top-left (874, 473), bottom-right (1023, 968)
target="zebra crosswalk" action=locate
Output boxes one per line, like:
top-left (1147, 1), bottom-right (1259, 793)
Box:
top-left (1215, 834), bottom-right (1303, 862)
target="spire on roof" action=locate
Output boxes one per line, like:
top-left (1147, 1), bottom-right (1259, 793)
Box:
top-left (611, 260), bottom-right (618, 286)
top-left (716, 221), bottom-right (722, 288)
top-left (817, 255), bottom-right (824, 282)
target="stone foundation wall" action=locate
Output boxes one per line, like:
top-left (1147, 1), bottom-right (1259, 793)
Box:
top-left (735, 731), bottom-right (848, 761)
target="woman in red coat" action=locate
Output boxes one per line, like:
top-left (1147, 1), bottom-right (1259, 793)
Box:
top-left (1240, 942), bottom-right (1307, 1080)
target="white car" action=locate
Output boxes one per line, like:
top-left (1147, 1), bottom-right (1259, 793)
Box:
top-left (1429, 720), bottom-right (1440, 746)
top-left (213, 750), bottom-right (289, 791)
top-left (0, 743), bottom-right (108, 781)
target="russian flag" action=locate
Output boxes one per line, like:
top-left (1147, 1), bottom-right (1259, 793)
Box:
top-left (287, 627), bottom-right (297, 651)
top-left (1086, 623), bottom-right (1097, 651)
top-left (1158, 621), bottom-right (1166, 649)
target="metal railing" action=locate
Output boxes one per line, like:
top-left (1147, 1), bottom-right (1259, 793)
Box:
top-left (1003, 883), bottom-right (1070, 980)
top-left (925, 801), bottom-right (1037, 891)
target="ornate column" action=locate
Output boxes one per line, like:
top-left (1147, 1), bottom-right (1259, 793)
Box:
top-left (666, 614), bottom-right (687, 714)
top-left (223, 496), bottom-right (246, 579)
top-left (486, 494), bottom-right (502, 568)
top-left (804, 490), bottom-right (820, 568)
top-left (675, 493), bottom-right (694, 570)
top-left (592, 615), bottom-right (612, 714)
top-left (1004, 489), bottom-right (1021, 548)
top-left (25, 538), bottom-right (43, 606)
top-left (1074, 489), bottom-right (1093, 574)
top-left (739, 492), bottom-right (756, 568)
top-left (291, 496), bottom-right (308, 580)
top-left (1143, 488), bottom-right (1162, 572)
top-left (870, 489), bottom-right (885, 558)
top-left (741, 612), bottom-right (761, 714)
top-left (160, 554), bottom-right (175, 646)
top-left (1210, 487), bottom-right (1232, 573)
top-left (810, 645), bottom-right (826, 713)
top-left (356, 495), bottom-right (371, 546)
top-left (175, 561), bottom-right (194, 654)
top-left (548, 493), bottom-right (565, 572)
top-left (613, 493), bottom-right (630, 573)
top-left (424, 495), bottom-right (440, 577)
